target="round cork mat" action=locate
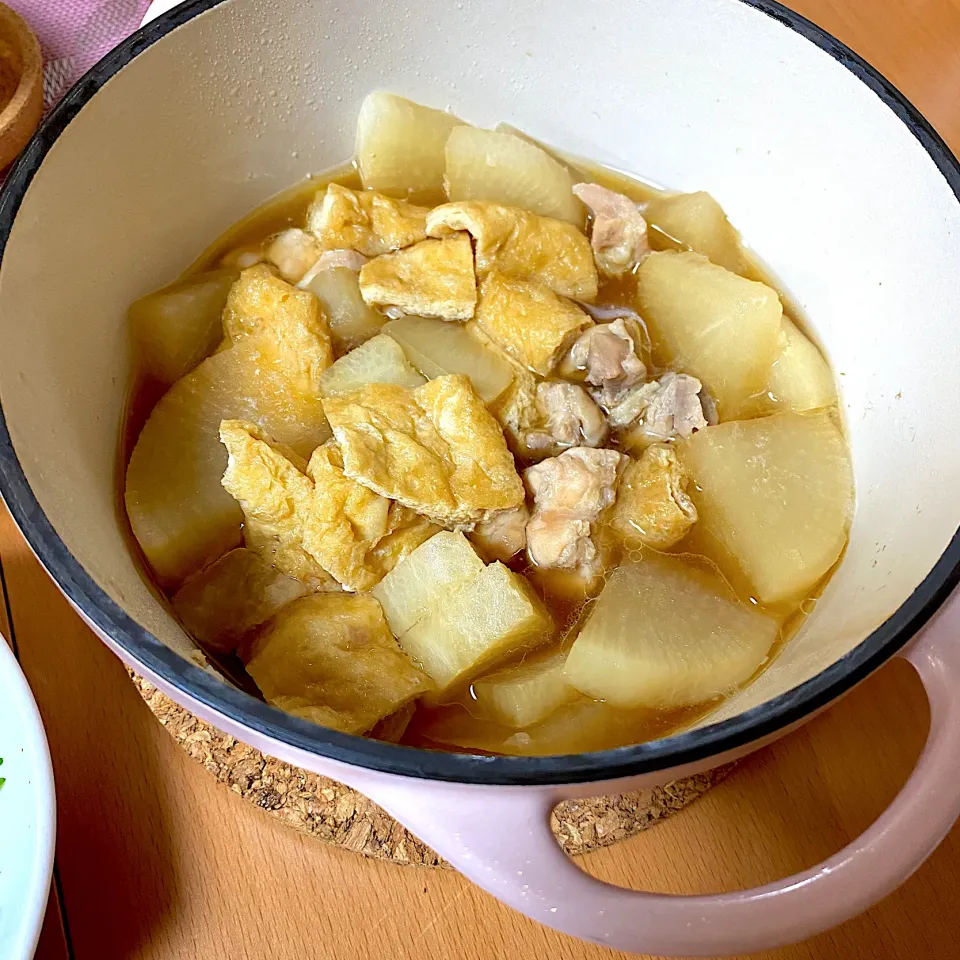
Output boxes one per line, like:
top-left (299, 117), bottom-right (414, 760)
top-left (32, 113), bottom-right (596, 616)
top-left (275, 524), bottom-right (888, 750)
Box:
top-left (130, 671), bottom-right (733, 866)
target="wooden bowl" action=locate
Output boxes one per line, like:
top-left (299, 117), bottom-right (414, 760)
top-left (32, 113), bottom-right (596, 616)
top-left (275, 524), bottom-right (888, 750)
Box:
top-left (0, 2), bottom-right (41, 171)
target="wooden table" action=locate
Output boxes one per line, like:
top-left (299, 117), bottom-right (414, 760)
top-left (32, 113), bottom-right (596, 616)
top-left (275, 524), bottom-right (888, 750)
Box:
top-left (3, 1), bottom-right (960, 957)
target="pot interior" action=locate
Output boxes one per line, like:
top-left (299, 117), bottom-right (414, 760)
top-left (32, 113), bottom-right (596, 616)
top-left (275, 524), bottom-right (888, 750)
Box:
top-left (1, 0), bottom-right (958, 752)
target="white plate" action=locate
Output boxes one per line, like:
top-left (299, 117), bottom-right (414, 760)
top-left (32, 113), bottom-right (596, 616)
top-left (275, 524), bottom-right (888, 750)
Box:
top-left (0, 634), bottom-right (55, 960)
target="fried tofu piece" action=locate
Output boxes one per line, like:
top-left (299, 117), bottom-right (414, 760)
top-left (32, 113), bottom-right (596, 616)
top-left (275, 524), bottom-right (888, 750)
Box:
top-left (222, 264), bottom-right (332, 359)
top-left (306, 183), bottom-right (429, 257)
top-left (172, 548), bottom-right (307, 654)
top-left (609, 444), bottom-right (697, 550)
top-left (367, 505), bottom-right (442, 582)
top-left (488, 360), bottom-right (542, 457)
top-left (244, 518), bottom-right (339, 591)
top-left (358, 235), bottom-right (476, 320)
top-left (474, 273), bottom-right (592, 377)
top-left (302, 442), bottom-right (438, 591)
top-left (426, 201), bottom-right (598, 301)
top-left (220, 421), bottom-right (433, 592)
top-left (323, 375), bottom-right (524, 526)
top-left (246, 593), bottom-right (432, 734)
top-left (218, 266), bottom-right (335, 456)
top-left (220, 419), bottom-right (322, 578)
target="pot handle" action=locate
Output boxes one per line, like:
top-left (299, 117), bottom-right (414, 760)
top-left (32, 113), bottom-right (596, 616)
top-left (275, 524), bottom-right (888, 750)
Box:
top-left (360, 597), bottom-right (960, 956)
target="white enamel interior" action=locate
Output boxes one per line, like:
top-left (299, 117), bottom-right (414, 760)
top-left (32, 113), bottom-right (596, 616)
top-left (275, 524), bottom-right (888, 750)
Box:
top-left (1, 0), bottom-right (958, 741)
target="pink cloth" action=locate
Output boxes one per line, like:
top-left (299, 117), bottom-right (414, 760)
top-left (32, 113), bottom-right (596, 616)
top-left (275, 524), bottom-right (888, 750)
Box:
top-left (6, 0), bottom-right (151, 109)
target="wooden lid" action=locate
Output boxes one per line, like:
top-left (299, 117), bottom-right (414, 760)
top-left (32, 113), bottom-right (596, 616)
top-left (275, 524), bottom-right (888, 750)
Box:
top-left (0, 2), bottom-right (42, 171)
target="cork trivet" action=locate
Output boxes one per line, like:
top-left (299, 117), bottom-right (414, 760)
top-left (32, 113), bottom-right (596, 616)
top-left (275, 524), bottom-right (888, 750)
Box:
top-left (130, 671), bottom-right (733, 866)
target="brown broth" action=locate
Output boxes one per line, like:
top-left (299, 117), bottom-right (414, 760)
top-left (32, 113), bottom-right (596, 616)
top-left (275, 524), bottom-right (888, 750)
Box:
top-left (121, 154), bottom-right (850, 757)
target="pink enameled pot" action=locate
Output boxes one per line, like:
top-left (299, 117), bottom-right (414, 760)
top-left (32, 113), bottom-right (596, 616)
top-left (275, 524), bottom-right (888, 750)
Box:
top-left (2, 0), bottom-right (960, 953)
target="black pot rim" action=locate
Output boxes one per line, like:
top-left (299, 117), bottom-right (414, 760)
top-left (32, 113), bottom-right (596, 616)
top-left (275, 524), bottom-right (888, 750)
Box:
top-left (1, 0), bottom-right (958, 786)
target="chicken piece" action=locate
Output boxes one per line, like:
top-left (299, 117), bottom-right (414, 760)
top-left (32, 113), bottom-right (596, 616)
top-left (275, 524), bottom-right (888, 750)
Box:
top-left (246, 593), bottom-right (432, 735)
top-left (264, 228), bottom-right (324, 284)
top-left (323, 375), bottom-right (524, 527)
top-left (220, 421), bottom-right (434, 592)
top-left (609, 444), bottom-right (697, 549)
top-left (469, 503), bottom-right (530, 562)
top-left (525, 382), bottom-right (608, 456)
top-left (475, 273), bottom-right (592, 377)
top-left (524, 447), bottom-right (625, 576)
top-left (358, 235), bottom-right (477, 320)
top-left (426, 201), bottom-right (598, 301)
top-left (298, 249), bottom-right (369, 286)
top-left (572, 183), bottom-right (651, 276)
top-left (646, 373), bottom-right (711, 438)
top-left (171, 548), bottom-right (308, 655)
top-left (608, 372), bottom-right (712, 450)
top-left (306, 183), bottom-right (429, 257)
top-left (561, 318), bottom-right (646, 406)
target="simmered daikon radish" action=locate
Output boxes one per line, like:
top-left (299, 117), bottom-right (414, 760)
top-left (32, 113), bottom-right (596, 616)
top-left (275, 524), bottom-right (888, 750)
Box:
top-left (412, 699), bottom-right (669, 756)
top-left (680, 410), bottom-right (853, 604)
top-left (644, 191), bottom-right (744, 273)
top-left (371, 531), bottom-right (484, 638)
top-left (444, 126), bottom-right (584, 225)
top-left (356, 92), bottom-right (463, 199)
top-left (471, 647), bottom-right (576, 728)
top-left (401, 562), bottom-right (553, 696)
top-left (126, 303), bottom-right (332, 586)
top-left (637, 250), bottom-right (782, 416)
top-left (383, 316), bottom-right (515, 403)
top-left (759, 318), bottom-right (837, 413)
top-left (129, 268), bottom-right (237, 385)
top-left (299, 266), bottom-right (385, 352)
top-left (319, 334), bottom-right (426, 395)
top-left (564, 554), bottom-right (779, 709)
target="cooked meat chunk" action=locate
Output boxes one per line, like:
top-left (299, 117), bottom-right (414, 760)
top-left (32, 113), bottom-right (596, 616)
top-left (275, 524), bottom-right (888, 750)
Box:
top-left (468, 503), bottom-right (530, 562)
top-left (298, 249), bottom-right (369, 287)
top-left (358, 235), bottom-right (477, 320)
top-left (306, 183), bottom-right (429, 257)
top-left (525, 382), bottom-right (608, 455)
top-left (608, 372), bottom-right (712, 444)
top-left (323, 375), bottom-right (524, 527)
top-left (525, 448), bottom-right (625, 576)
top-left (426, 200), bottom-right (598, 301)
top-left (219, 421), bottom-right (436, 592)
top-left (265, 228), bottom-right (324, 283)
top-left (572, 183), bottom-right (651, 276)
top-left (610, 444), bottom-right (697, 549)
top-left (561, 318), bottom-right (646, 405)
top-left (475, 272), bottom-right (592, 377)
top-left (172, 548), bottom-right (308, 655)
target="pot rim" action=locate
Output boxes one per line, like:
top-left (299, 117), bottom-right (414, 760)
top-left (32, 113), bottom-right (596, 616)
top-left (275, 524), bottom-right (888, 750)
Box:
top-left (1, 0), bottom-right (958, 786)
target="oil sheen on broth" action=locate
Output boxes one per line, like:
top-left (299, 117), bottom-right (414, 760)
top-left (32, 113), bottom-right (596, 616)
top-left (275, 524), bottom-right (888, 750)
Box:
top-left (121, 93), bottom-right (853, 757)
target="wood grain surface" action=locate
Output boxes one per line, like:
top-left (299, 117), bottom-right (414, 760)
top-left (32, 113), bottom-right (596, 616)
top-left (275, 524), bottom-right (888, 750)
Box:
top-left (3, 1), bottom-right (960, 957)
